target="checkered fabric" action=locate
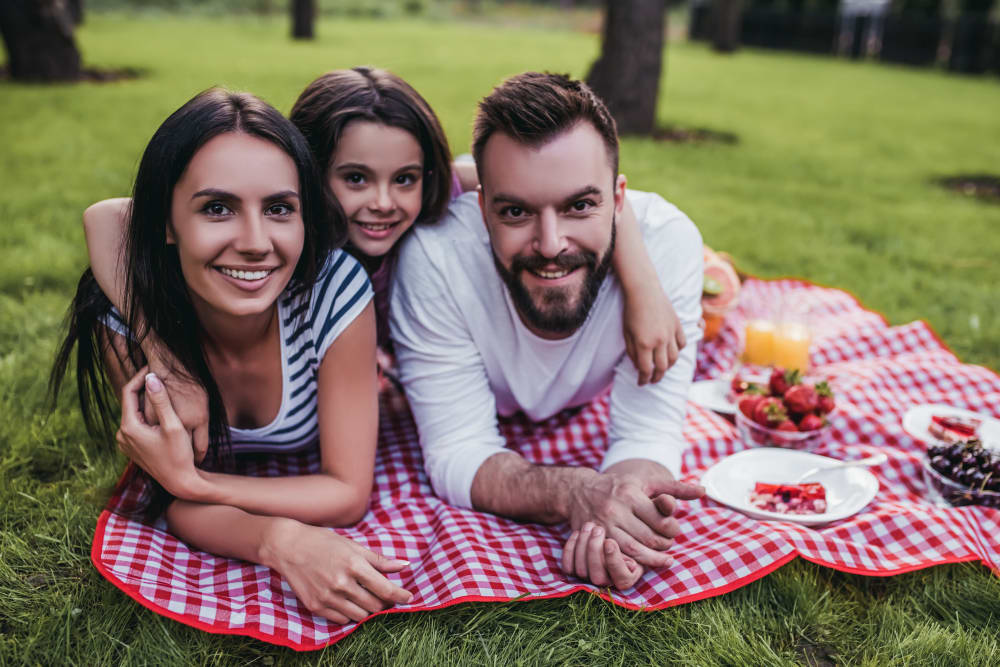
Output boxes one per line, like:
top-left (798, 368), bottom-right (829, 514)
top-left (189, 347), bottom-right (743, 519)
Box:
top-left (92, 279), bottom-right (1000, 650)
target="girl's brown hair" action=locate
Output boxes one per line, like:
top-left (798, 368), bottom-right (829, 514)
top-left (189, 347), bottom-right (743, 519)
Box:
top-left (290, 66), bottom-right (453, 229)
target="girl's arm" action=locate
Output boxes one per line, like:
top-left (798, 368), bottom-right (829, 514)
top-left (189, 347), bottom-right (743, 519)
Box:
top-left (614, 196), bottom-right (686, 386)
top-left (115, 304), bottom-right (380, 528)
top-left (84, 198), bottom-right (210, 458)
top-left (453, 160), bottom-right (479, 193)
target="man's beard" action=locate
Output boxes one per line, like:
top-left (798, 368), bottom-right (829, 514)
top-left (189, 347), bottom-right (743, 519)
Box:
top-left (494, 220), bottom-right (616, 336)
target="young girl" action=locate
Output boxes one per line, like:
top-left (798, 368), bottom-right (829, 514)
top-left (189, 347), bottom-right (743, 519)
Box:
top-left (83, 67), bottom-right (684, 396)
top-left (52, 89), bottom-right (412, 625)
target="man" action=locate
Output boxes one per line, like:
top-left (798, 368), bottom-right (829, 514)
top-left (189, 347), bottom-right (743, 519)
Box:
top-left (389, 72), bottom-right (705, 590)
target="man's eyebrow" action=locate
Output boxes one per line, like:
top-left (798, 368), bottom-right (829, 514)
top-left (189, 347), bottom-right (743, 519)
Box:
top-left (491, 193), bottom-right (530, 207)
top-left (560, 186), bottom-right (603, 207)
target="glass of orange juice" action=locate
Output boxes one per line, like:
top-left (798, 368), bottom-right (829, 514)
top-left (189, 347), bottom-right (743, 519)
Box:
top-left (743, 318), bottom-right (776, 366)
top-left (772, 298), bottom-right (812, 371)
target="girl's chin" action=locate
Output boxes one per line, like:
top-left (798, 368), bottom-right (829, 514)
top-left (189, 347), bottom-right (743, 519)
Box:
top-left (348, 233), bottom-right (399, 259)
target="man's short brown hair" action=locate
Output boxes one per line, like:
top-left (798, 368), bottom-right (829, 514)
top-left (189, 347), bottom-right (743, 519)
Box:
top-left (472, 72), bottom-right (619, 183)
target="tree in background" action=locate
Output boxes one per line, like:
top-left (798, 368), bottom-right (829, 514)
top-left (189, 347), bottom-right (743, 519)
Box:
top-left (586, 0), bottom-right (666, 136)
top-left (0, 0), bottom-right (81, 81)
top-left (292, 0), bottom-right (315, 39)
top-left (711, 0), bottom-right (743, 52)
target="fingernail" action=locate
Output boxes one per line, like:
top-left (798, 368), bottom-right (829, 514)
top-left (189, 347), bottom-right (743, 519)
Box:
top-left (593, 526), bottom-right (604, 537)
top-left (145, 372), bottom-right (163, 393)
top-left (604, 542), bottom-right (615, 555)
top-left (394, 560), bottom-right (410, 567)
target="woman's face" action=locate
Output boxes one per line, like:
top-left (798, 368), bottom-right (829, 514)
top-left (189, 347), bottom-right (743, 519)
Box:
top-left (168, 132), bottom-right (305, 322)
top-left (327, 120), bottom-right (424, 259)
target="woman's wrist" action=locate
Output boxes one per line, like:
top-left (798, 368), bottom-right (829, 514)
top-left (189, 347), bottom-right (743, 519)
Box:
top-left (257, 517), bottom-right (300, 570)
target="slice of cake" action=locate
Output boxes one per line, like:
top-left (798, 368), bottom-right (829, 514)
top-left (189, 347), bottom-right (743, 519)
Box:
top-left (928, 415), bottom-right (981, 445)
top-left (750, 482), bottom-right (827, 515)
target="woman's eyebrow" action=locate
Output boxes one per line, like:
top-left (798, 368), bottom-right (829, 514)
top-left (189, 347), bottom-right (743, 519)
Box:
top-left (263, 190), bottom-right (300, 203)
top-left (333, 162), bottom-right (373, 172)
top-left (191, 188), bottom-right (238, 201)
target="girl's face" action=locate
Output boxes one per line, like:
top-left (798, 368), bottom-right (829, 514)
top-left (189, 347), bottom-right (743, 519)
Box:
top-left (168, 132), bottom-right (305, 322)
top-left (327, 120), bottom-right (424, 259)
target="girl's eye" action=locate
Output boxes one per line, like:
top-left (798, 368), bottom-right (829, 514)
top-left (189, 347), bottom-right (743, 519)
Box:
top-left (266, 202), bottom-right (294, 216)
top-left (202, 201), bottom-right (233, 217)
top-left (344, 172), bottom-right (366, 186)
top-left (395, 172), bottom-right (419, 186)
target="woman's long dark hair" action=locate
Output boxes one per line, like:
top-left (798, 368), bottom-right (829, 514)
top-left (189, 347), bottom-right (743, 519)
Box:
top-left (50, 88), bottom-right (343, 518)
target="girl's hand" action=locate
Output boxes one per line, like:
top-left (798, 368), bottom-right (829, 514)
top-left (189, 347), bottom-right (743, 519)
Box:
top-left (116, 369), bottom-right (203, 499)
top-left (561, 522), bottom-right (645, 591)
top-left (623, 284), bottom-right (686, 385)
top-left (264, 520), bottom-right (413, 624)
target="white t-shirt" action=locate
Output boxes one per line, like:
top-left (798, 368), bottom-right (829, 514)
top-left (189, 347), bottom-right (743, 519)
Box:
top-left (390, 190), bottom-right (704, 509)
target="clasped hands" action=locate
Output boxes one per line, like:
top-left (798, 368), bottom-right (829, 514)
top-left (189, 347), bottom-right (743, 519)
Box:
top-left (560, 460), bottom-right (704, 591)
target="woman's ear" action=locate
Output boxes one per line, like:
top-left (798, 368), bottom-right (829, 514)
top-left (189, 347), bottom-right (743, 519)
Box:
top-left (165, 224), bottom-right (176, 245)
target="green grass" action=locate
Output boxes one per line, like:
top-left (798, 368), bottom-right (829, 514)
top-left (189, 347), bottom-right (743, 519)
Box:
top-left (2, 10), bottom-right (1000, 665)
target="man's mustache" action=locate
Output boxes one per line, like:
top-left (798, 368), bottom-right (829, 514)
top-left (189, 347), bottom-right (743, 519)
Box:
top-left (510, 251), bottom-right (597, 275)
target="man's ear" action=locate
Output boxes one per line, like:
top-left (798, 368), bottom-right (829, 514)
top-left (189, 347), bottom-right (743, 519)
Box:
top-left (614, 174), bottom-right (628, 215)
top-left (477, 185), bottom-right (488, 230)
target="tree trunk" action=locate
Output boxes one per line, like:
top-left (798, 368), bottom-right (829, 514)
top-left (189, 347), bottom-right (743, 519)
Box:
top-left (586, 0), bottom-right (666, 136)
top-left (711, 0), bottom-right (742, 53)
top-left (291, 0), bottom-right (315, 40)
top-left (0, 0), bottom-right (81, 82)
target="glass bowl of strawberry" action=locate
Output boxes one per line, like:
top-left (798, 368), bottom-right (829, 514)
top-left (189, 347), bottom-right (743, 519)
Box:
top-left (733, 368), bottom-right (835, 451)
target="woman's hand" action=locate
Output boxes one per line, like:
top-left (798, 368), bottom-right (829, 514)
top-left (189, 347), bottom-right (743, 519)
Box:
top-left (116, 369), bottom-right (204, 499)
top-left (141, 345), bottom-right (211, 465)
top-left (623, 283), bottom-right (686, 386)
top-left (263, 519), bottom-right (413, 624)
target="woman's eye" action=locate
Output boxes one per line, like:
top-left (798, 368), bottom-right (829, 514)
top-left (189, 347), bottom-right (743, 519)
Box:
top-left (344, 173), bottom-right (366, 185)
top-left (266, 203), bottom-right (294, 216)
top-left (202, 201), bottom-right (233, 217)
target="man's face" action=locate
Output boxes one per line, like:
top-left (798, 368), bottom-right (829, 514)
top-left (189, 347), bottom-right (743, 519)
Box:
top-left (478, 122), bottom-right (626, 339)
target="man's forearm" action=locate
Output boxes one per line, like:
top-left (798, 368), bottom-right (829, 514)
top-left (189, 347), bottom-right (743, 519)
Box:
top-left (469, 451), bottom-right (598, 524)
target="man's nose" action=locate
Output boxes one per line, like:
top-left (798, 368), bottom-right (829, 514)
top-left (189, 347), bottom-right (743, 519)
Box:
top-left (534, 208), bottom-right (564, 258)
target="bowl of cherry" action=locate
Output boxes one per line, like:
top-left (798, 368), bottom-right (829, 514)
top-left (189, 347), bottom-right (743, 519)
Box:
top-left (923, 440), bottom-right (1000, 507)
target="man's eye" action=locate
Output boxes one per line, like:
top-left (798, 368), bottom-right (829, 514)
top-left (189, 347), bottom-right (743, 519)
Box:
top-left (500, 206), bottom-right (524, 219)
top-left (571, 200), bottom-right (594, 213)
top-left (266, 202), bottom-right (294, 216)
top-left (202, 201), bottom-right (233, 217)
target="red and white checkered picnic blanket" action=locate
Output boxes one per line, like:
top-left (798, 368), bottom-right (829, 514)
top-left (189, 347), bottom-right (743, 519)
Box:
top-left (92, 279), bottom-right (1000, 650)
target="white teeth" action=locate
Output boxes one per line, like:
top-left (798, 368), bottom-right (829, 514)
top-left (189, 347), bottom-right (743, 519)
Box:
top-left (533, 269), bottom-right (570, 279)
top-left (358, 222), bottom-right (397, 232)
top-left (220, 267), bottom-right (271, 281)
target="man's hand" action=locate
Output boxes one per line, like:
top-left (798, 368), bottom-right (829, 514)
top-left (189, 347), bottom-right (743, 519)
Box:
top-left (141, 349), bottom-right (210, 465)
top-left (565, 460), bottom-right (704, 569)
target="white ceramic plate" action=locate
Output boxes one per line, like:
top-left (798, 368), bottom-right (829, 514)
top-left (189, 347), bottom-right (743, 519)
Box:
top-left (700, 448), bottom-right (880, 525)
top-left (690, 379), bottom-right (737, 415)
top-left (902, 404), bottom-right (1000, 452)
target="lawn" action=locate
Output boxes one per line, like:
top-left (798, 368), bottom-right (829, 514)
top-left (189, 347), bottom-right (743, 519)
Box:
top-left (2, 9), bottom-right (1000, 665)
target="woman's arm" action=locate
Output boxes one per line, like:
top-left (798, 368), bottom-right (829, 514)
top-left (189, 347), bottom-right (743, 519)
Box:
top-left (115, 304), bottom-right (380, 527)
top-left (165, 502), bottom-right (411, 624)
top-left (453, 160), bottom-right (479, 193)
top-left (614, 196), bottom-right (686, 386)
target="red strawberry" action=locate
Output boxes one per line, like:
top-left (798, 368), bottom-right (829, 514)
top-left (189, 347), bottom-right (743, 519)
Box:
top-left (775, 420), bottom-right (799, 432)
top-left (753, 397), bottom-right (787, 428)
top-left (798, 413), bottom-right (826, 432)
top-left (783, 384), bottom-right (819, 414)
top-left (815, 381), bottom-right (835, 414)
top-left (731, 376), bottom-right (748, 395)
top-left (738, 394), bottom-right (765, 420)
top-left (769, 367), bottom-right (801, 397)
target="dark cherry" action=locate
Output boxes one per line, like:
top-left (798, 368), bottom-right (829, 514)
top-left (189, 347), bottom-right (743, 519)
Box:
top-left (930, 455), bottom-right (949, 473)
